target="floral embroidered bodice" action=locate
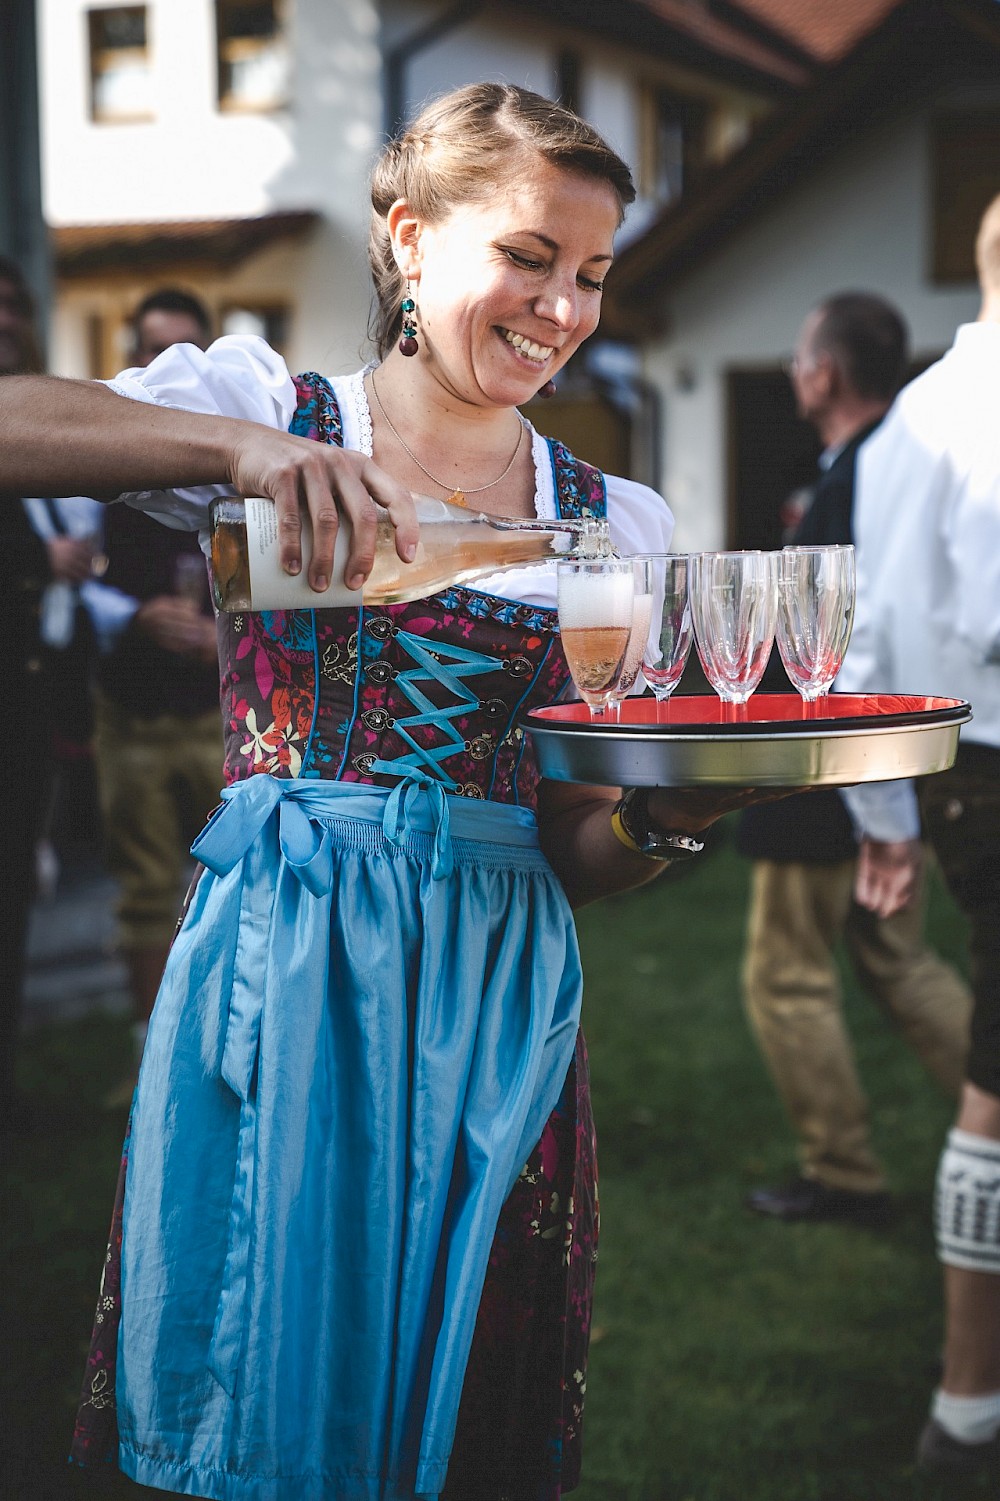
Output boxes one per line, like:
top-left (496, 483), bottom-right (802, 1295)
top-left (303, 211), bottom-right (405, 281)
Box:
top-left (216, 373), bottom-right (607, 810)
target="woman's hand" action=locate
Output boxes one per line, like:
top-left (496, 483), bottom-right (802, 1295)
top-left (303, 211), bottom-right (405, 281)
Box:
top-left (225, 425), bottom-right (420, 593)
top-left (645, 784), bottom-right (806, 836)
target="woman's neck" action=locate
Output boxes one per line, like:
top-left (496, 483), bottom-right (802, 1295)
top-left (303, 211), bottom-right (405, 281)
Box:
top-left (367, 356), bottom-right (536, 518)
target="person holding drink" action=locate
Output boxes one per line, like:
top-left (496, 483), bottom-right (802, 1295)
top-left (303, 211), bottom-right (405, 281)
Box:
top-left (3, 85), bottom-right (774, 1500)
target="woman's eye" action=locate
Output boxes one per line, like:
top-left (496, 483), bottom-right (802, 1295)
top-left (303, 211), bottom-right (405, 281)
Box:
top-left (579, 276), bottom-right (605, 293)
top-left (506, 251), bottom-right (544, 271)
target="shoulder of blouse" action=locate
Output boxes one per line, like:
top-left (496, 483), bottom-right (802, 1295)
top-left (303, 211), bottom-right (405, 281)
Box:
top-left (604, 471), bottom-right (675, 554)
top-left (105, 334), bottom-right (297, 432)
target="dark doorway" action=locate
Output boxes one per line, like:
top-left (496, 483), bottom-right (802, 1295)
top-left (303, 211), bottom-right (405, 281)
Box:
top-left (726, 366), bottom-right (820, 550)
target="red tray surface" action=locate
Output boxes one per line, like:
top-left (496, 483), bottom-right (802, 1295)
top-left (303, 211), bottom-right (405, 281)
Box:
top-left (527, 693), bottom-right (969, 734)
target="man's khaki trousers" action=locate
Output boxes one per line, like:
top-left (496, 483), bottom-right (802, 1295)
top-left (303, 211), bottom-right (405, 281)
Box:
top-left (742, 855), bottom-right (972, 1193)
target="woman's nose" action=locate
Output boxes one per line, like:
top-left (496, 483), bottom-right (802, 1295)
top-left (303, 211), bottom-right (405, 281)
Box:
top-left (535, 280), bottom-right (578, 330)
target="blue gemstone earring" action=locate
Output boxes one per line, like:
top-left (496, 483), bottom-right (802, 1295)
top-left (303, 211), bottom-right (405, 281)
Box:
top-left (398, 283), bottom-right (418, 357)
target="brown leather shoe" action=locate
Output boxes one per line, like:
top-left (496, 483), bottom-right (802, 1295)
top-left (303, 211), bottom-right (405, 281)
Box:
top-left (917, 1417), bottom-right (1000, 1477)
top-left (745, 1176), bottom-right (892, 1227)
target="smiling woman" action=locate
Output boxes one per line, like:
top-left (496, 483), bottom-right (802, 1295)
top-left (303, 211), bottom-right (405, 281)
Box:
top-left (363, 86), bottom-right (630, 512)
top-left (44, 81), bottom-right (767, 1501)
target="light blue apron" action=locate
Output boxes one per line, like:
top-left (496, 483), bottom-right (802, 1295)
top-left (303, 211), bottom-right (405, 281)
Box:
top-left (117, 774), bottom-right (582, 1501)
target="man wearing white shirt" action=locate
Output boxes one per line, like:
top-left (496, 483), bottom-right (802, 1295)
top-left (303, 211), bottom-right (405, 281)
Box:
top-left (839, 192), bottom-right (1000, 1479)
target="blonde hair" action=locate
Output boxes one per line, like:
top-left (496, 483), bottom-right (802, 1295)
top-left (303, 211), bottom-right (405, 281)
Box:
top-left (368, 82), bottom-right (636, 357)
top-left (976, 192), bottom-right (1000, 295)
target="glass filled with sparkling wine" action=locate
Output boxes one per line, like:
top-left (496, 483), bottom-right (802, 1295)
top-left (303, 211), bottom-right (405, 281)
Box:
top-left (603, 556), bottom-right (658, 720)
top-left (557, 558), bottom-right (635, 719)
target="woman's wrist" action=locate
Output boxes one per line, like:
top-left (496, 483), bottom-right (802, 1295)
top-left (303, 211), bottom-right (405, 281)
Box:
top-left (611, 789), bottom-right (705, 862)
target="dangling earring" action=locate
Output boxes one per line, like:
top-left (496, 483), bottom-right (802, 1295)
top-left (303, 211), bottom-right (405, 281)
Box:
top-left (398, 282), bottom-right (419, 357)
top-left (538, 379), bottom-right (557, 399)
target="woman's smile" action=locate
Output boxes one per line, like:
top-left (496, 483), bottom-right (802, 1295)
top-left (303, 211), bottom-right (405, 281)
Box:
top-left (498, 326), bottom-right (556, 366)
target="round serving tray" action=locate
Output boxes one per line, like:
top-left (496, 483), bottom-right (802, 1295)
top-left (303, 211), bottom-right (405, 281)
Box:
top-left (523, 693), bottom-right (973, 788)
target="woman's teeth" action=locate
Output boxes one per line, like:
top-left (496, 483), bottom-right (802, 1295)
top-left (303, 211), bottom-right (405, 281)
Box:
top-left (503, 329), bottom-right (553, 363)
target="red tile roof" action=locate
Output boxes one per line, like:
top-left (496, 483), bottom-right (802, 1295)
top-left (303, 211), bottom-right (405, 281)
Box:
top-left (622, 0), bottom-right (812, 81)
top-left (723, 0), bottom-right (907, 63)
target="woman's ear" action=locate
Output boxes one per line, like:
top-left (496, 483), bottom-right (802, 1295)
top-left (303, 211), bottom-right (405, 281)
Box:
top-left (387, 199), bottom-right (423, 280)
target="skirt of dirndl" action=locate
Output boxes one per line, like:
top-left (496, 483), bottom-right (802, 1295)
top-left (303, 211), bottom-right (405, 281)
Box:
top-left (70, 776), bottom-right (595, 1501)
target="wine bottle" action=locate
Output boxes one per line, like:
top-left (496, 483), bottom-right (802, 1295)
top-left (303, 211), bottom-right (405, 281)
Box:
top-left (209, 493), bottom-right (612, 612)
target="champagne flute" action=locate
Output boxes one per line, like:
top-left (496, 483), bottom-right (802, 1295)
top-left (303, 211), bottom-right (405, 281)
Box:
top-left (603, 556), bottom-right (658, 720)
top-left (689, 550), bottom-right (777, 709)
top-left (636, 553), bottom-right (693, 718)
top-left (557, 558), bottom-right (635, 719)
top-left (775, 543), bottom-right (856, 703)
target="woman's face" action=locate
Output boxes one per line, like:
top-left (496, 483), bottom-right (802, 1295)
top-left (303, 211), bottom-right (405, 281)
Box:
top-left (403, 159), bottom-right (620, 409)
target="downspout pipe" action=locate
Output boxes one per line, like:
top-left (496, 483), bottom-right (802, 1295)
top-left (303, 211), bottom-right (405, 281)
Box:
top-left (0, 0), bottom-right (51, 353)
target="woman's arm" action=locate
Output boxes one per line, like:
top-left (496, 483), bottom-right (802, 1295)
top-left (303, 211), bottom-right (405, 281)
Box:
top-left (0, 375), bottom-right (419, 591)
top-left (537, 778), bottom-right (773, 908)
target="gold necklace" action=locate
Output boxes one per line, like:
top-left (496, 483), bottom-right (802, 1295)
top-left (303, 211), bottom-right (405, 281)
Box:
top-left (369, 371), bottom-right (526, 495)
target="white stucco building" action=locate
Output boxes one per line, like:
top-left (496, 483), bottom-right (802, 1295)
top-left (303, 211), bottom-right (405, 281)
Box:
top-left (38, 0), bottom-right (995, 547)
top-left (605, 0), bottom-right (1000, 549)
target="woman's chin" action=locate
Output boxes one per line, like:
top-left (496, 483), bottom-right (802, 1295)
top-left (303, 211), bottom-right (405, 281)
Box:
top-left (486, 363), bottom-right (552, 407)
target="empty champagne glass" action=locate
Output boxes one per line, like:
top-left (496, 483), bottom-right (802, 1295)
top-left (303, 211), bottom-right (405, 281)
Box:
top-left (635, 553), bottom-right (693, 716)
top-left (689, 550), bottom-right (777, 706)
top-left (776, 543), bottom-right (856, 702)
top-left (557, 557), bottom-right (635, 719)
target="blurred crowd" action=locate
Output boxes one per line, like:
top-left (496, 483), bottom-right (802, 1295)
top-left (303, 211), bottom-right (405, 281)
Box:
top-left (1, 264), bottom-right (224, 1118)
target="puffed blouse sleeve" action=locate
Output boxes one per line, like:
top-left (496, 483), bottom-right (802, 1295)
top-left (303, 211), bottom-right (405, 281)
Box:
top-left (103, 334), bottom-right (297, 531)
top-left (605, 473), bottom-right (674, 556)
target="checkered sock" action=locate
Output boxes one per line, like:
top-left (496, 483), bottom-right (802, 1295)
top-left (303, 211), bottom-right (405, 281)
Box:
top-left (932, 1388), bottom-right (1000, 1444)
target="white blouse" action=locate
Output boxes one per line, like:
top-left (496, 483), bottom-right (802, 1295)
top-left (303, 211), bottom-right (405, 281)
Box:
top-left (106, 334), bottom-right (674, 610)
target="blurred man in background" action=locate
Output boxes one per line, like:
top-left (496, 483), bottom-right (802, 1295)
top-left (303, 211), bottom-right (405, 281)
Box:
top-left (841, 194), bottom-right (1000, 1481)
top-left (739, 293), bottom-right (971, 1227)
top-left (94, 288), bottom-right (224, 1107)
top-left (0, 255), bottom-right (99, 1130)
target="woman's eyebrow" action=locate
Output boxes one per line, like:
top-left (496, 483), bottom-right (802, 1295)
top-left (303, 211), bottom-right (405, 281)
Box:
top-left (513, 230), bottom-right (613, 263)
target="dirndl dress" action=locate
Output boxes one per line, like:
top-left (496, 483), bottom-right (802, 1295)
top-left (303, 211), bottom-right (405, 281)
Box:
top-left (71, 374), bottom-right (608, 1499)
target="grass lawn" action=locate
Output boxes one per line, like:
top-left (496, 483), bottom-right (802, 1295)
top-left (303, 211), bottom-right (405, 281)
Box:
top-left (3, 820), bottom-right (989, 1500)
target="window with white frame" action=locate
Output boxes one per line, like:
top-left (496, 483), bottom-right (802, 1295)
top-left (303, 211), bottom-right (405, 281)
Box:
top-left (88, 6), bottom-right (153, 124)
top-left (216, 0), bottom-right (290, 113)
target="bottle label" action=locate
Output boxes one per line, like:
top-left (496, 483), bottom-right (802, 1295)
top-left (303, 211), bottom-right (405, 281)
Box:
top-left (245, 496), bottom-right (358, 610)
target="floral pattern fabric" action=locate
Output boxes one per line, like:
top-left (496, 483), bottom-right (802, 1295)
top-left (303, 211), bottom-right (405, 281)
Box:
top-left (215, 372), bottom-right (607, 808)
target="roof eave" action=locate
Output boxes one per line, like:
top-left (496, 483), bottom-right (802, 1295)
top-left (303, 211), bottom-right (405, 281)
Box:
top-left (486, 0), bottom-right (812, 93)
top-left (602, 0), bottom-right (1000, 336)
top-left (53, 210), bottom-right (320, 280)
